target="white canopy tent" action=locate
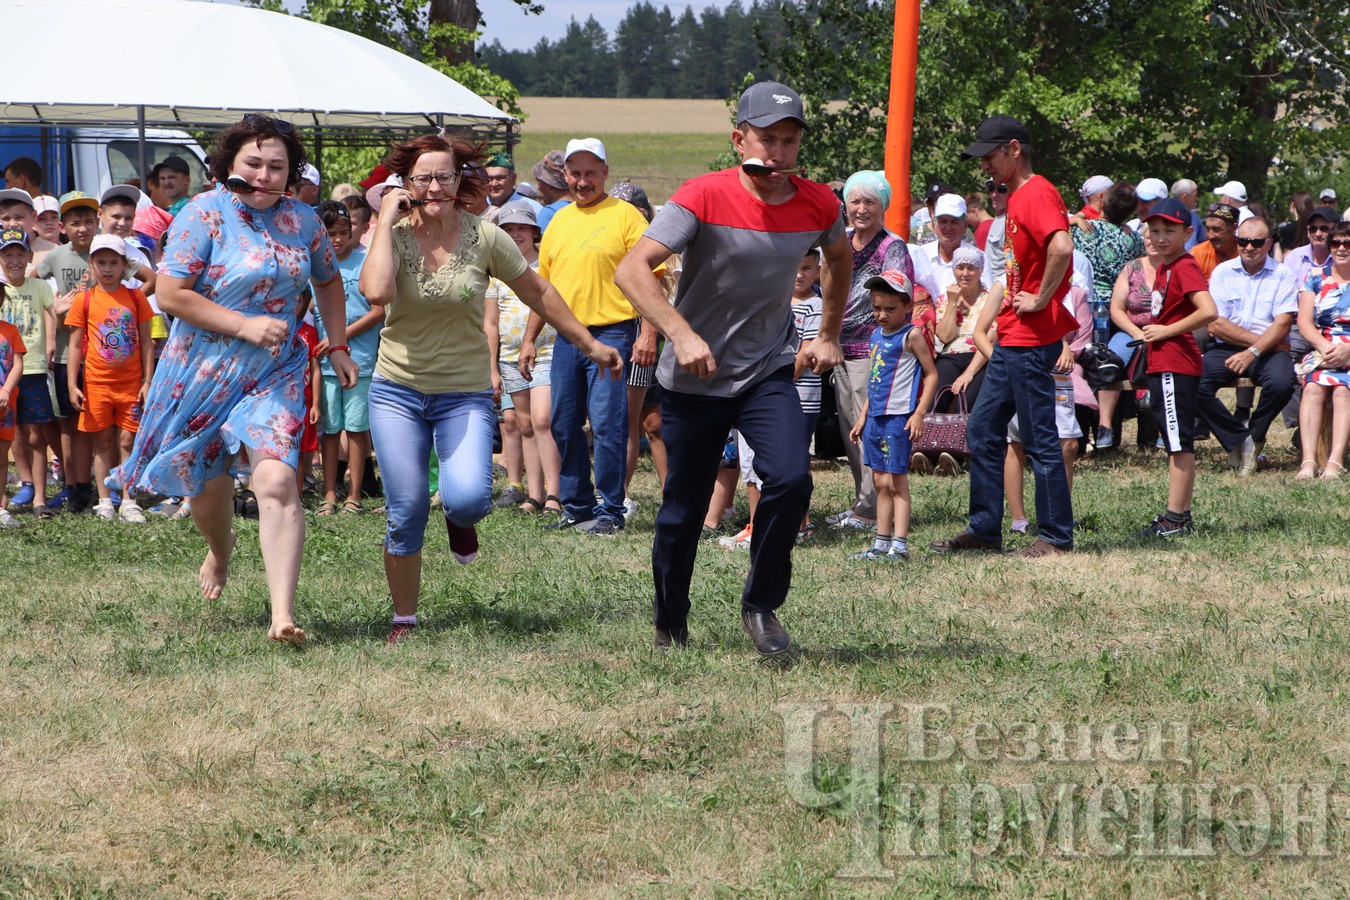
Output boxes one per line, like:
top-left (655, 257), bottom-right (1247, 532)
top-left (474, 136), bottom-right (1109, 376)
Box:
top-left (0, 0), bottom-right (517, 158)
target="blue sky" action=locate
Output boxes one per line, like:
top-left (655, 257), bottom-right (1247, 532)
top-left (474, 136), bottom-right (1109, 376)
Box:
top-left (217, 0), bottom-right (701, 54)
top-left (481, 1), bottom-right (710, 51)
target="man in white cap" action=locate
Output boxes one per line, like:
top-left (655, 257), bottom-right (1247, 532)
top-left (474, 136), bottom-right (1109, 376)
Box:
top-left (615, 80), bottom-right (849, 655)
top-left (1213, 180), bottom-right (1248, 208)
top-left (525, 137), bottom-right (657, 539)
top-left (296, 163), bottom-right (321, 205)
top-left (1078, 175), bottom-right (1113, 220)
top-left (922, 193), bottom-right (987, 293)
top-left (1318, 187), bottom-right (1336, 206)
top-left (1126, 177), bottom-right (1168, 232)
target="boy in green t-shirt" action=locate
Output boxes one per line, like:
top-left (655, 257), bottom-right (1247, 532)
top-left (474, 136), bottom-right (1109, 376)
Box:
top-left (0, 226), bottom-right (58, 514)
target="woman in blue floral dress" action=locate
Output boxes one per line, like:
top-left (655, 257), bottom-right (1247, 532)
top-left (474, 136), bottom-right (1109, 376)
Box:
top-left (1295, 220), bottom-right (1350, 480)
top-left (114, 115), bottom-right (358, 645)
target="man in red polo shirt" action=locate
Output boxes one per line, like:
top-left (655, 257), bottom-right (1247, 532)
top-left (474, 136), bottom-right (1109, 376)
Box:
top-left (931, 115), bottom-right (1077, 557)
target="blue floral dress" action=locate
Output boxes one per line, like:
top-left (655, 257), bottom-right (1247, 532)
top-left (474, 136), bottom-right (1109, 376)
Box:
top-left (112, 186), bottom-right (337, 496)
top-left (1302, 271), bottom-right (1350, 390)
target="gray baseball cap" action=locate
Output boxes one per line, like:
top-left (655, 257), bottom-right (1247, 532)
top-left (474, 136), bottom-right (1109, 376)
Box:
top-left (496, 201), bottom-right (538, 229)
top-left (736, 81), bottom-right (807, 129)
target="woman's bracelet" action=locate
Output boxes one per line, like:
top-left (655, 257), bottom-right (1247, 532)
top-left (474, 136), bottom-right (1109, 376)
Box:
top-left (326, 345), bottom-right (351, 356)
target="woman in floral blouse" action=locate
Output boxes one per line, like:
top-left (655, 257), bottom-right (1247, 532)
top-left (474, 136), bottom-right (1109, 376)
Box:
top-left (114, 114), bottom-right (358, 646)
top-left (360, 134), bottom-right (620, 644)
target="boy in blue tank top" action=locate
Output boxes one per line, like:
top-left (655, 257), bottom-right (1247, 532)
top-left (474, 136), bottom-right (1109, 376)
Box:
top-left (848, 270), bottom-right (938, 560)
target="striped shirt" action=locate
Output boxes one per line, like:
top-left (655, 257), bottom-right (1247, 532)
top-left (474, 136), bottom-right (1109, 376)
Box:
top-left (867, 324), bottom-right (922, 416)
top-left (791, 296), bottom-right (823, 413)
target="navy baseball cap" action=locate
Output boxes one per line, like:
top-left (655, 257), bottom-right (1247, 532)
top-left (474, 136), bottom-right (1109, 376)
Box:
top-left (0, 227), bottom-right (30, 251)
top-left (960, 115), bottom-right (1032, 159)
top-left (1141, 197), bottom-right (1191, 225)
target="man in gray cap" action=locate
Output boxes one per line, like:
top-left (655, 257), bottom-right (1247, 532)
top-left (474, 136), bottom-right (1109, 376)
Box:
top-left (616, 80), bottom-right (850, 657)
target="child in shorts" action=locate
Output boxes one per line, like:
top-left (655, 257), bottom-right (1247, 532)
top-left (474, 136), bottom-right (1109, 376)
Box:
top-left (848, 270), bottom-right (937, 561)
top-left (0, 288), bottom-right (27, 527)
top-left (0, 227), bottom-right (57, 516)
top-left (1123, 199), bottom-right (1217, 537)
top-left (792, 249), bottom-right (824, 537)
top-left (314, 202), bottom-right (381, 514)
top-left (38, 191), bottom-right (154, 513)
top-left (64, 235), bottom-right (155, 522)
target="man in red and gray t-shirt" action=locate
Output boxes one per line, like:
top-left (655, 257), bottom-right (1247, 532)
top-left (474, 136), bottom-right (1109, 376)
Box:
top-left (616, 81), bottom-right (850, 656)
top-left (931, 115), bottom-right (1077, 557)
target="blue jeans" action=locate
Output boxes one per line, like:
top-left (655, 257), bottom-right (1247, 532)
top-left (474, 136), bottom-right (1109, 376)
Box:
top-left (368, 376), bottom-right (495, 555)
top-left (967, 343), bottom-right (1074, 548)
top-left (550, 320), bottom-right (636, 523)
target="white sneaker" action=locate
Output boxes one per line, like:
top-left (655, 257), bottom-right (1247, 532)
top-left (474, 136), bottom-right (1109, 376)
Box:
top-left (93, 498), bottom-right (117, 520)
top-left (120, 500), bottom-right (146, 523)
top-left (718, 525), bottom-right (753, 550)
top-left (0, 508), bottom-right (20, 528)
top-left (623, 497), bottom-right (638, 521)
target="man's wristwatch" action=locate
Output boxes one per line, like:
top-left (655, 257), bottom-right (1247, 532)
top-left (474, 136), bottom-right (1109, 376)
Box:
top-left (1247, 346), bottom-right (1261, 358)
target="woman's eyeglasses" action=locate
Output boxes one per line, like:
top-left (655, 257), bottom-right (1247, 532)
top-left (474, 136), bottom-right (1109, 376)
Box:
top-left (1234, 236), bottom-right (1270, 248)
top-left (1328, 238), bottom-right (1350, 250)
top-left (408, 172), bottom-right (460, 188)
top-left (242, 113), bottom-right (294, 135)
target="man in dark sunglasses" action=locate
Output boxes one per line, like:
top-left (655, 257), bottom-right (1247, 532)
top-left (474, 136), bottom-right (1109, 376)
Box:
top-left (1196, 215), bottom-right (1298, 475)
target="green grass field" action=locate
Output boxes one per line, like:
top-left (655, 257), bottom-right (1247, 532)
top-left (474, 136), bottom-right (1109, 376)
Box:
top-left (4, 419), bottom-right (1350, 896)
top-left (512, 132), bottom-right (732, 206)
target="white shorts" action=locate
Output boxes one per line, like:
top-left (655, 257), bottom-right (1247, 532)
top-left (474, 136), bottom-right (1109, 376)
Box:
top-left (1008, 372), bottom-right (1082, 442)
top-left (736, 432), bottom-right (764, 488)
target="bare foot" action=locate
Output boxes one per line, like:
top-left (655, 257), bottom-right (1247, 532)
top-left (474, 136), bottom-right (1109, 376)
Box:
top-left (268, 621), bottom-right (307, 647)
top-left (199, 530), bottom-right (238, 601)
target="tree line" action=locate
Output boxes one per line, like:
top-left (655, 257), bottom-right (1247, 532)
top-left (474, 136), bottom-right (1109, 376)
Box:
top-left (478, 1), bottom-right (786, 99)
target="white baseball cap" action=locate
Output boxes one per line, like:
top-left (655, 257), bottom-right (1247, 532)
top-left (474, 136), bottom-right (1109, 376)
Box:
top-left (1320, 188), bottom-right (1337, 201)
top-left (1136, 178), bottom-right (1168, 202)
top-left (1213, 180), bottom-right (1248, 203)
top-left (932, 193), bottom-right (967, 219)
top-left (300, 163), bottom-right (321, 186)
top-left (33, 195), bottom-right (59, 215)
top-left (89, 234), bottom-right (127, 257)
top-left (1237, 206), bottom-right (1255, 225)
top-left (564, 138), bottom-right (607, 163)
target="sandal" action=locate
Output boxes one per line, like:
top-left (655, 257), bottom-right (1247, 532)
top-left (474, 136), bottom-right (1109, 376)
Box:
top-left (543, 493), bottom-right (564, 513)
top-left (517, 496), bottom-right (544, 513)
top-left (340, 499), bottom-right (364, 515)
top-left (1296, 460), bottom-right (1318, 481)
top-left (1320, 461), bottom-right (1344, 481)
top-left (316, 499), bottom-right (338, 516)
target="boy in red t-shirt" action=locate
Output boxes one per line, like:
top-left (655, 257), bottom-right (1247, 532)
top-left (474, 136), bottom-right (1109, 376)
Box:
top-left (0, 308), bottom-right (27, 527)
top-left (1117, 199), bottom-right (1217, 537)
top-left (65, 235), bottom-right (155, 523)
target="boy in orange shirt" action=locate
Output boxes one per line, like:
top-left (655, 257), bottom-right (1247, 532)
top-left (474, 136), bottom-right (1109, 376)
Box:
top-left (0, 294), bottom-right (25, 528)
top-left (65, 235), bottom-right (155, 522)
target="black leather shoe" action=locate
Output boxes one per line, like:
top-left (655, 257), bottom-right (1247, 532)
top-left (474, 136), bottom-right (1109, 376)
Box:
top-left (654, 625), bottom-right (688, 651)
top-left (741, 610), bottom-right (790, 656)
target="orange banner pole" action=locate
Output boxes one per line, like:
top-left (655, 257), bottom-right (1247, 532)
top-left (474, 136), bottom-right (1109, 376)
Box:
top-left (884, 0), bottom-right (920, 239)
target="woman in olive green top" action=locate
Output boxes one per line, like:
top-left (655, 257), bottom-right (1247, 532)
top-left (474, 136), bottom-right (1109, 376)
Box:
top-left (360, 134), bottom-right (622, 643)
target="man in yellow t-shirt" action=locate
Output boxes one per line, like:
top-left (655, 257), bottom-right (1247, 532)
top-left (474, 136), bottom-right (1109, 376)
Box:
top-left (526, 138), bottom-right (651, 535)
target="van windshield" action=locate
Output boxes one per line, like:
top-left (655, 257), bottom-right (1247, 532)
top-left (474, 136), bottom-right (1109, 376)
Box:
top-left (107, 141), bottom-right (208, 193)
